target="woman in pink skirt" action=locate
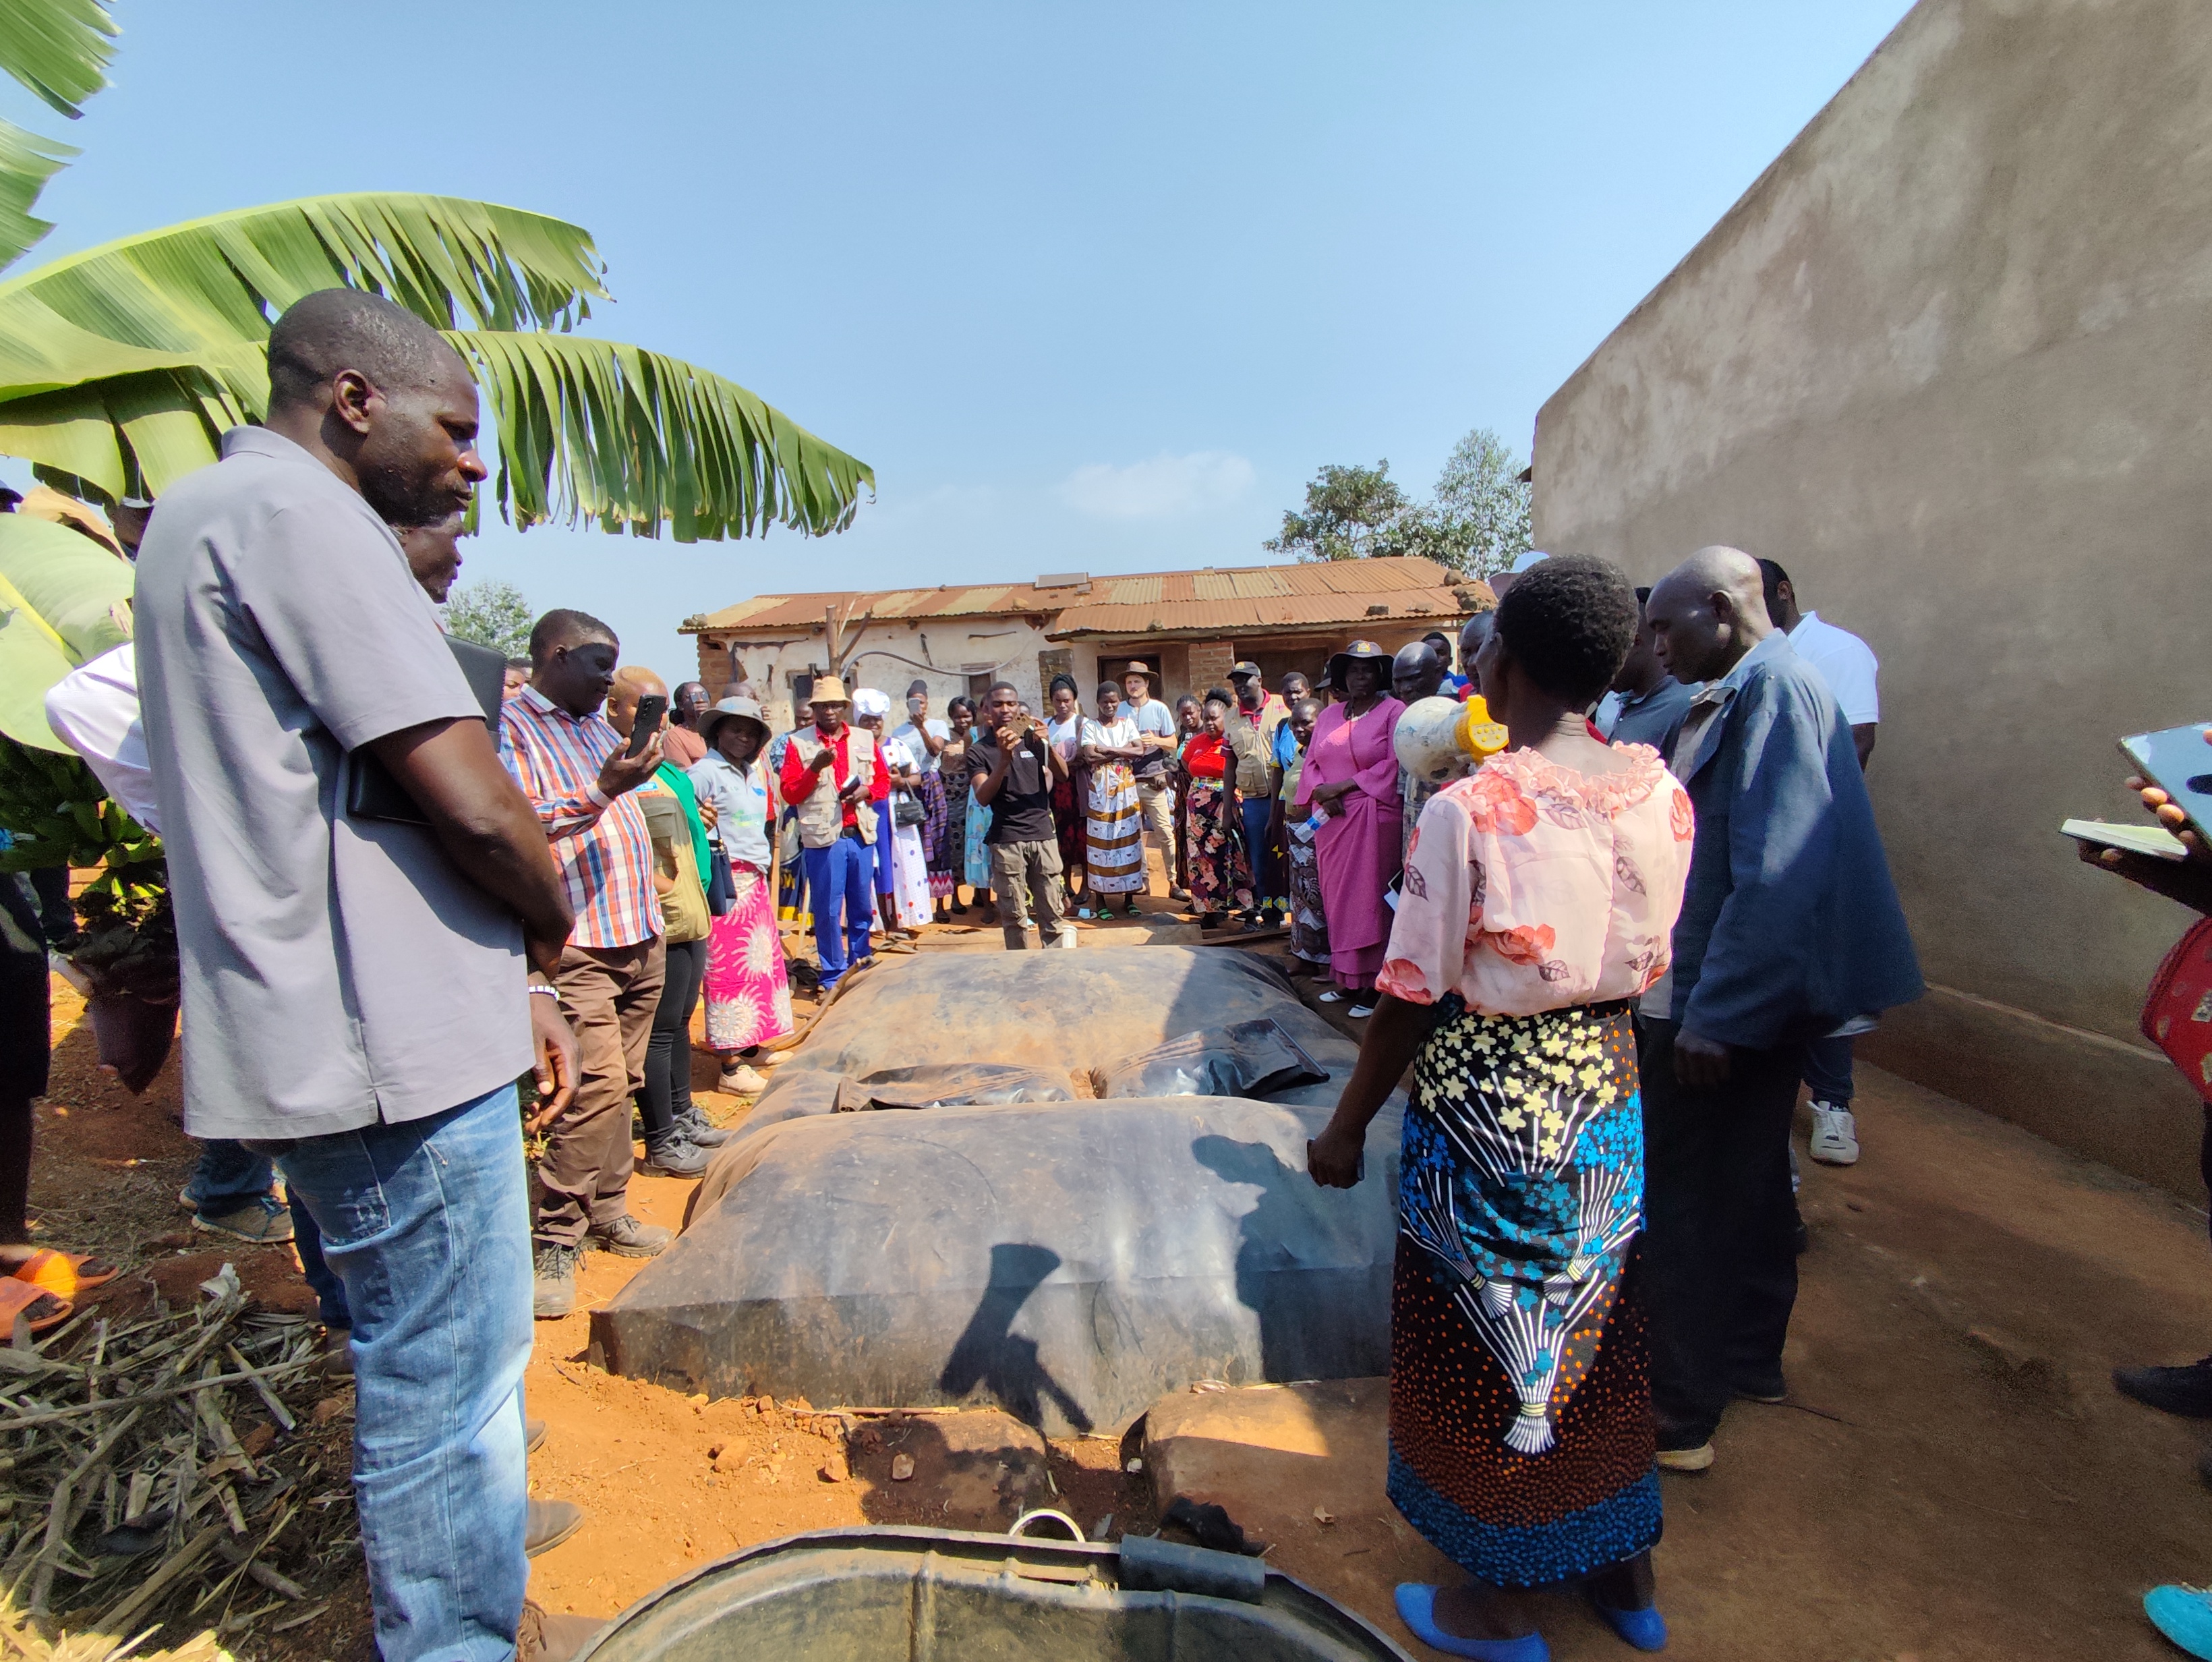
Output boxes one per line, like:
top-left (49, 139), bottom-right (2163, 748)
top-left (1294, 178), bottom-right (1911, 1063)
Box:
top-left (688, 697), bottom-right (795, 1094)
top-left (1290, 640), bottom-right (1405, 1019)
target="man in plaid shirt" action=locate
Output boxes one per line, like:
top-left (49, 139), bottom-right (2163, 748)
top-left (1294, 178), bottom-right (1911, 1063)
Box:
top-left (500, 608), bottom-right (670, 1319)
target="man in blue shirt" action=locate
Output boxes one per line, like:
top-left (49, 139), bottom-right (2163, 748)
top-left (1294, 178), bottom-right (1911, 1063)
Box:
top-left (1638, 546), bottom-right (1922, 1473)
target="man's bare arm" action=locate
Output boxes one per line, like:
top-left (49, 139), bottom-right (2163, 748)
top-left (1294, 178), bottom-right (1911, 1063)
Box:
top-left (366, 717), bottom-right (574, 975)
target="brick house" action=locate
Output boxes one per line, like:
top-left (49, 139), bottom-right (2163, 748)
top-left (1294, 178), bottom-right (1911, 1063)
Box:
top-left (680, 556), bottom-right (1488, 730)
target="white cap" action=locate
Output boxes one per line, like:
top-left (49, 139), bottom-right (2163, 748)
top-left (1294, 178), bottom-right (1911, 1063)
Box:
top-left (1508, 549), bottom-right (1550, 575)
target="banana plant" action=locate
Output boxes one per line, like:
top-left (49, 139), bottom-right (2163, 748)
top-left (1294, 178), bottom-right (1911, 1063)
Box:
top-left (0, 507), bottom-right (152, 900)
top-left (0, 0), bottom-right (871, 1013)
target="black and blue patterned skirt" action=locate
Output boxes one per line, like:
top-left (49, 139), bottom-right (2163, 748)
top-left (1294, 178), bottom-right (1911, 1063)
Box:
top-left (1387, 998), bottom-right (1660, 1586)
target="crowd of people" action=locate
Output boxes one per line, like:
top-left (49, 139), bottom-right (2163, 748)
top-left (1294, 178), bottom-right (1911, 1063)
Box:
top-left (20, 283), bottom-right (2202, 1661)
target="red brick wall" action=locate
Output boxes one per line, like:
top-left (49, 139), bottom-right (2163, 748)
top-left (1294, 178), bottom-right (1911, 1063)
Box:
top-left (1186, 639), bottom-right (1236, 696)
top-left (695, 636), bottom-right (730, 699)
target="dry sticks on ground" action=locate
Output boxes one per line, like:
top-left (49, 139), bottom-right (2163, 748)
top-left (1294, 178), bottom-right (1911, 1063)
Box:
top-left (0, 1266), bottom-right (357, 1654)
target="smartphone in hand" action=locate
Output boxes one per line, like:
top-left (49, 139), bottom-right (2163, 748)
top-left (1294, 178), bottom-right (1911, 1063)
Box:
top-left (626, 693), bottom-right (668, 758)
top-left (2121, 724), bottom-right (2212, 844)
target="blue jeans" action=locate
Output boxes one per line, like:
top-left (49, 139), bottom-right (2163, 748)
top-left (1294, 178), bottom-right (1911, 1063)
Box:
top-left (252, 1085), bottom-right (532, 1662)
top-left (805, 835), bottom-right (875, 988)
top-left (1803, 1033), bottom-right (1855, 1106)
top-left (183, 1139), bottom-right (274, 1219)
top-left (292, 1202), bottom-right (352, 1331)
top-left (1239, 796), bottom-right (1279, 907)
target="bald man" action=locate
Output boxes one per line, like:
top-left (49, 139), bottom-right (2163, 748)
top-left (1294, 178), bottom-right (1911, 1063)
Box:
top-left (1636, 546), bottom-right (1921, 1473)
top-left (1391, 641), bottom-right (1449, 862)
top-left (501, 610), bottom-right (670, 1321)
top-left (134, 287), bottom-right (590, 1659)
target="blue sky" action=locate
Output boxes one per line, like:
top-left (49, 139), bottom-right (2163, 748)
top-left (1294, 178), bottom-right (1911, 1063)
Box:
top-left (4, 1), bottom-right (1914, 687)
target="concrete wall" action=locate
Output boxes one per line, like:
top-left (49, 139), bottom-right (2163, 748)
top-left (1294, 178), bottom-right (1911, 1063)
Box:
top-left (1532, 0), bottom-right (2212, 1198)
top-left (695, 618), bottom-right (1068, 731)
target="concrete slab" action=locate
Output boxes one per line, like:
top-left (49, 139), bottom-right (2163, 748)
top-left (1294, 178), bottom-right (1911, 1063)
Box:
top-left (1079, 919), bottom-right (1203, 946)
top-left (848, 1408), bottom-right (1054, 1530)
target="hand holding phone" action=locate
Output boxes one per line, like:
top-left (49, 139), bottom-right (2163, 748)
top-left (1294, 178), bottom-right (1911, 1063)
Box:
top-left (2121, 724), bottom-right (2212, 853)
top-left (624, 694), bottom-right (668, 759)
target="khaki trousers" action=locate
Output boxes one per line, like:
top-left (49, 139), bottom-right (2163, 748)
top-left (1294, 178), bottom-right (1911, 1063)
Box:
top-left (535, 935), bottom-right (666, 1246)
top-left (1135, 779), bottom-right (1177, 888)
top-left (989, 838), bottom-right (1070, 948)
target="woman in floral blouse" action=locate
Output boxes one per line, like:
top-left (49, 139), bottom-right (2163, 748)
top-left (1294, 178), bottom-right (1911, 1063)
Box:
top-left (1309, 555), bottom-right (1693, 1659)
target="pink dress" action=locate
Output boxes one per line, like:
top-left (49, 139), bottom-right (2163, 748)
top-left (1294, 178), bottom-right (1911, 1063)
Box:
top-left (1291, 697), bottom-right (1404, 990)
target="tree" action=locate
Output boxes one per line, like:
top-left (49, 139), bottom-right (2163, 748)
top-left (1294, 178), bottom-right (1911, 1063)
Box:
top-left (1267, 430), bottom-right (1531, 578)
top-left (1263, 461), bottom-right (1416, 563)
top-left (1422, 427), bottom-right (1532, 579)
top-left (442, 580), bottom-right (535, 658)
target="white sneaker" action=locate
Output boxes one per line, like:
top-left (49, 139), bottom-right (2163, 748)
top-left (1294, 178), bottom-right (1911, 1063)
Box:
top-left (1807, 1101), bottom-right (1859, 1166)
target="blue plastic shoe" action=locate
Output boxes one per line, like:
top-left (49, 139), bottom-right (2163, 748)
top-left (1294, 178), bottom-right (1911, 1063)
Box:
top-left (2147, 1584), bottom-right (2212, 1659)
top-left (1592, 1597), bottom-right (1669, 1652)
top-left (1393, 1583), bottom-right (1550, 1661)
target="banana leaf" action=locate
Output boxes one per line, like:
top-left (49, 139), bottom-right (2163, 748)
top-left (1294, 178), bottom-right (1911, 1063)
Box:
top-left (0, 190), bottom-right (873, 534)
top-left (453, 330), bottom-right (873, 540)
top-left (0, 0), bottom-right (119, 274)
top-left (0, 509), bottom-right (132, 751)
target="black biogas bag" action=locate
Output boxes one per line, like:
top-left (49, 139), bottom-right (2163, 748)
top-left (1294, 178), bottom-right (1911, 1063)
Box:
top-left (1096, 1019), bottom-right (1329, 1101)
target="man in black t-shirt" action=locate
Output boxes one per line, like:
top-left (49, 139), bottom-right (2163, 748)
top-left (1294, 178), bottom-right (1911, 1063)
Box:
top-left (972, 680), bottom-right (1070, 948)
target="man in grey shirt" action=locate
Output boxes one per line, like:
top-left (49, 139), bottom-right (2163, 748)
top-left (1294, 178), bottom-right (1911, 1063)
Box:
top-left (136, 290), bottom-right (589, 1662)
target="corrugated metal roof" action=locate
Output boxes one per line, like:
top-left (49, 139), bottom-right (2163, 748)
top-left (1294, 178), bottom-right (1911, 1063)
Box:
top-left (683, 557), bottom-right (1488, 640)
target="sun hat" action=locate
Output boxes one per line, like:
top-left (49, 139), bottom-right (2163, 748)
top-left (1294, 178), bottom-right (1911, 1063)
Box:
top-left (1323, 639), bottom-right (1393, 684)
top-left (697, 696), bottom-right (772, 748)
top-left (809, 675), bottom-right (851, 706)
top-left (1119, 661), bottom-right (1157, 681)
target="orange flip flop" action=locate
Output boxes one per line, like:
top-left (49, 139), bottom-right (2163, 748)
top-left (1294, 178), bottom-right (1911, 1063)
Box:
top-left (0, 1276), bottom-right (72, 1336)
top-left (9, 1250), bottom-right (117, 1299)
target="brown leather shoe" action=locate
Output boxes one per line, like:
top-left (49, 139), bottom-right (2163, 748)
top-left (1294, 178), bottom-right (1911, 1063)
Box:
top-left (517, 1600), bottom-right (607, 1662)
top-left (525, 1497), bottom-right (585, 1557)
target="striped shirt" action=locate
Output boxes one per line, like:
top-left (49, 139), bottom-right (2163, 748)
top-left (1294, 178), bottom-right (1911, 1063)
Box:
top-left (500, 685), bottom-right (662, 950)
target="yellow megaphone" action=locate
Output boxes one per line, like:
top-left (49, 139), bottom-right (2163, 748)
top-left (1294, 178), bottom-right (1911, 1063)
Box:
top-left (1455, 695), bottom-right (1509, 766)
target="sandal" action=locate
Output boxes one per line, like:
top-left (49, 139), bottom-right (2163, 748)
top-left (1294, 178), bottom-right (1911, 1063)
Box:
top-left (1124, 899), bottom-right (1143, 917)
top-left (10, 1249), bottom-right (117, 1298)
top-left (1074, 907), bottom-right (1095, 921)
top-left (0, 1277), bottom-right (72, 1336)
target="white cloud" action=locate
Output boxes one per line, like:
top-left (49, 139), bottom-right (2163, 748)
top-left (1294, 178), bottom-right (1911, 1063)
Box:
top-left (1057, 451), bottom-right (1256, 520)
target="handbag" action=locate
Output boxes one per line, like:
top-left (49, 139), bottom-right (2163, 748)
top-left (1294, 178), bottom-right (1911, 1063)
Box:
top-left (2142, 917), bottom-right (2212, 1102)
top-left (894, 790), bottom-right (927, 828)
top-left (705, 847), bottom-right (736, 916)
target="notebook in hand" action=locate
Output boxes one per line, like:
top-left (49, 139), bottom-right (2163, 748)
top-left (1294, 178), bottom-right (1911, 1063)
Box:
top-left (345, 637), bottom-right (511, 826)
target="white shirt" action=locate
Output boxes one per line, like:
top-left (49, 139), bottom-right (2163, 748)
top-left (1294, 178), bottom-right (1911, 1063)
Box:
top-left (1787, 611), bottom-right (1880, 725)
top-left (44, 644), bottom-right (162, 832)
